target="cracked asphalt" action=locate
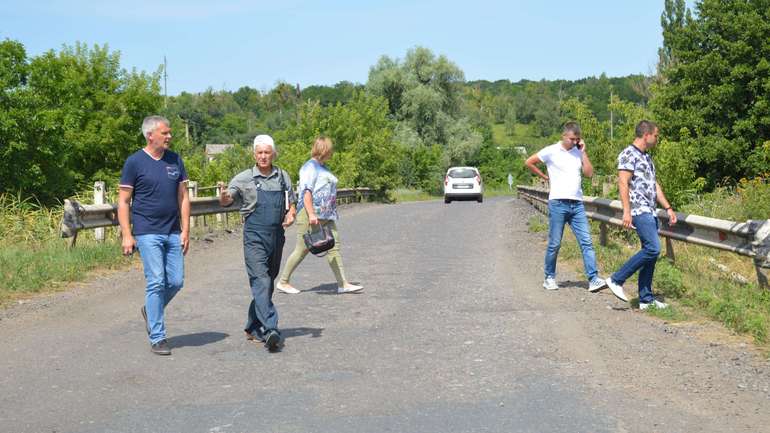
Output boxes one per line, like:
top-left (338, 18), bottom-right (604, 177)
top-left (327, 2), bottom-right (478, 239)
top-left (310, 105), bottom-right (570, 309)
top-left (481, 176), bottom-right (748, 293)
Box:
top-left (1, 197), bottom-right (769, 433)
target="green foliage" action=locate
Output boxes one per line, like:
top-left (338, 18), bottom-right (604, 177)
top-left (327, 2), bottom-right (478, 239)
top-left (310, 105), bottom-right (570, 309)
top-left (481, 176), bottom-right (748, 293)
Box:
top-left (651, 0), bottom-right (770, 188)
top-left (0, 40), bottom-right (161, 204)
top-left (302, 81), bottom-right (363, 106)
top-left (681, 175), bottom-right (770, 221)
top-left (367, 47), bottom-right (466, 146)
top-left (0, 239), bottom-right (128, 298)
top-left (653, 258), bottom-right (685, 298)
top-left (388, 188), bottom-right (435, 202)
top-left (185, 144), bottom-right (253, 188)
top-left (275, 92), bottom-right (400, 192)
top-left (527, 215), bottom-right (548, 233)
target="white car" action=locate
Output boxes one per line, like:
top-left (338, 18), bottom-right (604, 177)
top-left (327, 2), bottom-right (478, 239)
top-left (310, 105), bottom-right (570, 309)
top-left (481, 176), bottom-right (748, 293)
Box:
top-left (444, 166), bottom-right (483, 203)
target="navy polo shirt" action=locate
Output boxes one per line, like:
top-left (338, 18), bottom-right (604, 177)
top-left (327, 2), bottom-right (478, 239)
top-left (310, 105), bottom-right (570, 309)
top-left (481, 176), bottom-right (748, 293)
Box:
top-left (119, 149), bottom-right (188, 235)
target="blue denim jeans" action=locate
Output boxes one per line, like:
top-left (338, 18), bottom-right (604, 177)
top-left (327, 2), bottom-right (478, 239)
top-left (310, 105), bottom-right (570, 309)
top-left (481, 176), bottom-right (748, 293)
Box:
top-left (611, 212), bottom-right (660, 303)
top-left (545, 199), bottom-right (599, 280)
top-left (135, 233), bottom-right (184, 344)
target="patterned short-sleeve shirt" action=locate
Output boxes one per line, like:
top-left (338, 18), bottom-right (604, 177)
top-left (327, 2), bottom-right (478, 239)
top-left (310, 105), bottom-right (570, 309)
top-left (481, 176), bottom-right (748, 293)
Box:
top-left (617, 145), bottom-right (656, 216)
top-left (297, 158), bottom-right (338, 221)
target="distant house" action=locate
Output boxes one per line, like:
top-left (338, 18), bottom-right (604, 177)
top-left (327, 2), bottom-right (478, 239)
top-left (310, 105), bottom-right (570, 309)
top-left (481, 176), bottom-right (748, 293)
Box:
top-left (205, 144), bottom-right (234, 161)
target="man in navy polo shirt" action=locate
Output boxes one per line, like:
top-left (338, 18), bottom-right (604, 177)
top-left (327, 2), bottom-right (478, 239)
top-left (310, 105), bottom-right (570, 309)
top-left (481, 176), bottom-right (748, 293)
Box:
top-left (118, 115), bottom-right (190, 356)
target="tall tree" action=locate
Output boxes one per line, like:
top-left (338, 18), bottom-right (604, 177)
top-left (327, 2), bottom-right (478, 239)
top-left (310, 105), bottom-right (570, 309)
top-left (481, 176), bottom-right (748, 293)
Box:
top-left (0, 41), bottom-right (161, 203)
top-left (651, 0), bottom-right (770, 186)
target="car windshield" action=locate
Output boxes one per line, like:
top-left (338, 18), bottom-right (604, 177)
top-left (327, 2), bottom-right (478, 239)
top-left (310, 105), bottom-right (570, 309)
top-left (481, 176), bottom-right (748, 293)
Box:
top-left (448, 169), bottom-right (476, 178)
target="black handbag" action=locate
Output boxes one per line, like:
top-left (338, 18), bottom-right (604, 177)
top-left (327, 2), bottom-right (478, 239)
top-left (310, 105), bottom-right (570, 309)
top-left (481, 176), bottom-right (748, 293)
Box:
top-left (303, 224), bottom-right (335, 256)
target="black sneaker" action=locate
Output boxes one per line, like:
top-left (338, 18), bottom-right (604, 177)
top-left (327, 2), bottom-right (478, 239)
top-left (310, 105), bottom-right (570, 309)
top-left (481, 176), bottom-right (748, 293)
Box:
top-left (140, 306), bottom-right (149, 336)
top-left (150, 339), bottom-right (171, 356)
top-left (264, 329), bottom-right (281, 351)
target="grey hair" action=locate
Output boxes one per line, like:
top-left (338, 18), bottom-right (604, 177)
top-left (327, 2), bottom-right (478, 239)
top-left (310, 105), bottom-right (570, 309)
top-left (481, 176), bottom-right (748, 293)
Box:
top-left (141, 115), bottom-right (170, 139)
top-left (562, 121), bottom-right (581, 136)
top-left (253, 134), bottom-right (277, 155)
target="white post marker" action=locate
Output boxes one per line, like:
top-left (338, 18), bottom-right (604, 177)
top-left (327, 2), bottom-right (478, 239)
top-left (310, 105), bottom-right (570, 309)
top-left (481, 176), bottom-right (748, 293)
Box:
top-left (507, 173), bottom-right (513, 191)
top-left (188, 181), bottom-right (198, 229)
top-left (94, 181), bottom-right (105, 242)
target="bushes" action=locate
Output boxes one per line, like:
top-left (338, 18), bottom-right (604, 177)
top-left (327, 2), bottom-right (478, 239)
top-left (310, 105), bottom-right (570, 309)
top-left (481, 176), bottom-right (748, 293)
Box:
top-left (681, 175), bottom-right (770, 221)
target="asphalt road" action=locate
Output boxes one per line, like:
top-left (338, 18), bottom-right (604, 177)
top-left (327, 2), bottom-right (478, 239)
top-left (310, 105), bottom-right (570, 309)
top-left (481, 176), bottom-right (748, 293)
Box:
top-left (1, 197), bottom-right (769, 433)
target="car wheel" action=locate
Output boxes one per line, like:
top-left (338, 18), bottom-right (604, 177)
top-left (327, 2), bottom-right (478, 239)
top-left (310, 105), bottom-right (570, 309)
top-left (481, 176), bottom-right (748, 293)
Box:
top-left (444, 196), bottom-right (451, 204)
top-left (477, 195), bottom-right (483, 203)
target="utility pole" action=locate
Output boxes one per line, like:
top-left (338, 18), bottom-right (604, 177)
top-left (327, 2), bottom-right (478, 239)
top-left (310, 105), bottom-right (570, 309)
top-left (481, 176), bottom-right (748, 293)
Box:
top-left (296, 83), bottom-right (302, 124)
top-left (163, 56), bottom-right (168, 108)
top-left (609, 89), bottom-right (614, 141)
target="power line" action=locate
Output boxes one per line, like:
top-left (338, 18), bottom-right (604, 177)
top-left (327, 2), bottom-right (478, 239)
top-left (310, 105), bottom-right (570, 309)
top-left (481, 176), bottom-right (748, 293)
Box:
top-left (163, 55), bottom-right (168, 108)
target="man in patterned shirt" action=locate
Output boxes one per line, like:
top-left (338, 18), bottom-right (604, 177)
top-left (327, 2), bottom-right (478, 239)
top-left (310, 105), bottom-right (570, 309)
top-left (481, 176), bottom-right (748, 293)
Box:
top-left (605, 120), bottom-right (678, 309)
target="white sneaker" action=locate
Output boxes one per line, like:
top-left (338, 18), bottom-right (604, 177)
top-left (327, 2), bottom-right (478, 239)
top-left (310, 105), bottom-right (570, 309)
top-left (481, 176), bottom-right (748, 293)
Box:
top-left (606, 278), bottom-right (629, 302)
top-left (275, 282), bottom-right (300, 294)
top-left (588, 277), bottom-right (608, 292)
top-left (543, 277), bottom-right (558, 290)
top-left (338, 284), bottom-right (363, 294)
top-left (639, 299), bottom-right (668, 310)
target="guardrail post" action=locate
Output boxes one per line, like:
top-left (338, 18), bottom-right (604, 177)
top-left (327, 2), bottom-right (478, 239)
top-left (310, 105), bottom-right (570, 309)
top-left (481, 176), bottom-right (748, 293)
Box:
top-left (93, 181), bottom-right (105, 242)
top-left (188, 181), bottom-right (198, 229)
top-left (665, 237), bottom-right (675, 262)
top-left (61, 199), bottom-right (81, 249)
top-left (599, 222), bottom-right (608, 246)
top-left (602, 182), bottom-right (612, 197)
top-left (752, 220), bottom-right (770, 290)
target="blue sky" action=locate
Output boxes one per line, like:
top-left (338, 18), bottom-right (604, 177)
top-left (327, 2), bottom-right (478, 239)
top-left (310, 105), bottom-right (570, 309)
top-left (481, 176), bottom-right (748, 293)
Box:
top-left (0, 1), bottom-right (695, 95)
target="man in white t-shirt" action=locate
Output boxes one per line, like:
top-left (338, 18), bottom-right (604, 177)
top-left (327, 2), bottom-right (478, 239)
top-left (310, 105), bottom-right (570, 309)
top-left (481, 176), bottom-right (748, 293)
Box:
top-left (525, 122), bottom-right (607, 292)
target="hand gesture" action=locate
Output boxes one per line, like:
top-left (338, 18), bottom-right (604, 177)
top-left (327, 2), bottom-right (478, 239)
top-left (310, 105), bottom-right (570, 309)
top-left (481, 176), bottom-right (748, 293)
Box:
top-left (622, 210), bottom-right (635, 230)
top-left (282, 212), bottom-right (295, 228)
top-left (667, 208), bottom-right (677, 225)
top-left (122, 234), bottom-right (136, 256)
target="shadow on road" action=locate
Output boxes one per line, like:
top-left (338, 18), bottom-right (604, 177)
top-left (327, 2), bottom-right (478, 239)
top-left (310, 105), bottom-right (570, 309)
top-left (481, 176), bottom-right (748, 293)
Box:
top-left (560, 280), bottom-right (589, 289)
top-left (305, 282), bottom-right (365, 295)
top-left (281, 327), bottom-right (324, 339)
top-left (168, 331), bottom-right (229, 348)
top-left (306, 283), bottom-right (339, 295)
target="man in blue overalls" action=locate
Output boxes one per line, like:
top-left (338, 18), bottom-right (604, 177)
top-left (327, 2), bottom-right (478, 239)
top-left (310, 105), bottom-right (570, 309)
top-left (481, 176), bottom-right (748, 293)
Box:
top-left (219, 135), bottom-right (296, 351)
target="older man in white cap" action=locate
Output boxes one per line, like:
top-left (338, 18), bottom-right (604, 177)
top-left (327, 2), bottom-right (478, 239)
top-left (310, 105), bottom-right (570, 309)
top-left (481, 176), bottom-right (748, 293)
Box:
top-left (219, 134), bottom-right (296, 351)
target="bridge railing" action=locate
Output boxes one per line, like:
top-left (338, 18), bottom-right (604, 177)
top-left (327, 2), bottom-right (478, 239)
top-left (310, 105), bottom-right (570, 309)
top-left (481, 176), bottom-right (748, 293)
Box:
top-left (60, 181), bottom-right (375, 247)
top-left (517, 185), bottom-right (770, 289)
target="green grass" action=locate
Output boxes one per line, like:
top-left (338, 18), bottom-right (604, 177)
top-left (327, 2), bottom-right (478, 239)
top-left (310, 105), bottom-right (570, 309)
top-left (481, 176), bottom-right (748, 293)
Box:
top-left (491, 123), bottom-right (553, 154)
top-left (0, 237), bottom-right (132, 303)
top-left (389, 187), bottom-right (516, 204)
top-left (527, 214), bottom-right (549, 233)
top-left (0, 192), bottom-right (239, 305)
top-left (484, 187), bottom-right (517, 198)
top-left (388, 188), bottom-right (437, 202)
top-left (532, 218), bottom-right (770, 351)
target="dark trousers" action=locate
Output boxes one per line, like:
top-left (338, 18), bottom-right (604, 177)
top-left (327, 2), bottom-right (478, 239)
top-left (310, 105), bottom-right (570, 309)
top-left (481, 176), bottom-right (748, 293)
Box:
top-left (243, 221), bottom-right (285, 334)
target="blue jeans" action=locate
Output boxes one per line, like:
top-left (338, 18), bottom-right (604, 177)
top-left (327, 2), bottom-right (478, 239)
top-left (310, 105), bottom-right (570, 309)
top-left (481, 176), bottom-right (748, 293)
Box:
top-left (545, 199), bottom-right (599, 280)
top-left (611, 213), bottom-right (660, 303)
top-left (136, 233), bottom-right (184, 344)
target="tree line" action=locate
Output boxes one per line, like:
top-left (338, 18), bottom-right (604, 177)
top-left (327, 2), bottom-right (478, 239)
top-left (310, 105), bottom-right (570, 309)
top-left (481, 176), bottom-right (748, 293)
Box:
top-left (1, 0), bottom-right (768, 210)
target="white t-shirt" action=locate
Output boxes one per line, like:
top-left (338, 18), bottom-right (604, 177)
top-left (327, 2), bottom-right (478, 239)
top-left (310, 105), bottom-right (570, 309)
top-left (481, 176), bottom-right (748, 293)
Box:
top-left (536, 142), bottom-right (584, 201)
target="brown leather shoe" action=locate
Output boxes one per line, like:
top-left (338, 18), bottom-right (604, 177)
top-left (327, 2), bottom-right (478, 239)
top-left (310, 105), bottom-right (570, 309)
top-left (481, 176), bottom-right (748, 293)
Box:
top-left (150, 339), bottom-right (171, 355)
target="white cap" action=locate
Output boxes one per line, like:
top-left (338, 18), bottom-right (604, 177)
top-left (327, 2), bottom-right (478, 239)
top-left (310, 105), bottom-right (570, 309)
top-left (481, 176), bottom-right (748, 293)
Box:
top-left (253, 134), bottom-right (275, 152)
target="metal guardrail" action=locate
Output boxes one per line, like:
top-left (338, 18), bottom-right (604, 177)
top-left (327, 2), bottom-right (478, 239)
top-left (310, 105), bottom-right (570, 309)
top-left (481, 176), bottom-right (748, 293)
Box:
top-left (60, 187), bottom-right (375, 246)
top-left (517, 185), bottom-right (770, 288)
